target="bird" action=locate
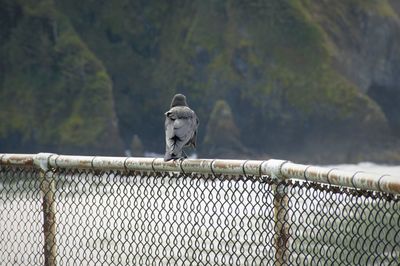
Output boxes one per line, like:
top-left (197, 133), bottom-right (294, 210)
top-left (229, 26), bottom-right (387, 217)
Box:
top-left (164, 94), bottom-right (199, 161)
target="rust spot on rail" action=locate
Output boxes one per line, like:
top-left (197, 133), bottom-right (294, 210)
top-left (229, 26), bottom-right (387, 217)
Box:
top-left (386, 182), bottom-right (400, 194)
top-left (1, 154), bottom-right (34, 166)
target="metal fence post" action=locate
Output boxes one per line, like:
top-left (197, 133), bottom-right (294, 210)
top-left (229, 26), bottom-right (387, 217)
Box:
top-left (265, 160), bottom-right (290, 266)
top-left (273, 182), bottom-right (289, 265)
top-left (34, 153), bottom-right (57, 266)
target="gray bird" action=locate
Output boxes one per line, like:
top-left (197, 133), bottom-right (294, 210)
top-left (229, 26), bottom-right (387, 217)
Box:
top-left (164, 94), bottom-right (199, 161)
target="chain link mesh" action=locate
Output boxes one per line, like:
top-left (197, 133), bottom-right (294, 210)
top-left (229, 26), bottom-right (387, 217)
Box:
top-left (0, 165), bottom-right (399, 265)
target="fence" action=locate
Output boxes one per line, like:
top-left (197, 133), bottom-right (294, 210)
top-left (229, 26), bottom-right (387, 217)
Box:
top-left (0, 153), bottom-right (399, 265)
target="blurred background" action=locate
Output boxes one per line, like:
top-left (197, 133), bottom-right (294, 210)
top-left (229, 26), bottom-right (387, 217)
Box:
top-left (1, 0), bottom-right (400, 164)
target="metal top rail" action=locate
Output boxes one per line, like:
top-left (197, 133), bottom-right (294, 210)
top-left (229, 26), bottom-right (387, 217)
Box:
top-left (0, 153), bottom-right (399, 194)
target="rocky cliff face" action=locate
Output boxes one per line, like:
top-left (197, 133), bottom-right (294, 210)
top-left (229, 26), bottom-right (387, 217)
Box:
top-left (304, 0), bottom-right (400, 138)
top-left (0, 0), bottom-right (123, 155)
top-left (1, 0), bottom-right (400, 163)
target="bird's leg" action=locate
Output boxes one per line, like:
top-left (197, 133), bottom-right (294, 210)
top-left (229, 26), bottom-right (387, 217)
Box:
top-left (182, 149), bottom-right (188, 159)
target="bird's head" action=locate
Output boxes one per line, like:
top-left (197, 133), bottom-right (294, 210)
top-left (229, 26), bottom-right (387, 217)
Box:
top-left (170, 94), bottom-right (188, 107)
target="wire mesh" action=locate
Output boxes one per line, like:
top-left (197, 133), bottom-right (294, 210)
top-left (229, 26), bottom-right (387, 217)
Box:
top-left (0, 165), bottom-right (399, 265)
top-left (0, 166), bottom-right (44, 265)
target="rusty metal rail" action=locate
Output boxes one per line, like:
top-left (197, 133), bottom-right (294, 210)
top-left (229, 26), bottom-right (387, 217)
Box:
top-left (1, 152), bottom-right (399, 265)
top-left (0, 153), bottom-right (399, 194)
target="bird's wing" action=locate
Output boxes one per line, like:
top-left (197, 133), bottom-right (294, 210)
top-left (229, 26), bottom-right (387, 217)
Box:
top-left (188, 114), bottom-right (199, 147)
top-left (164, 117), bottom-right (176, 161)
top-left (164, 107), bottom-right (197, 160)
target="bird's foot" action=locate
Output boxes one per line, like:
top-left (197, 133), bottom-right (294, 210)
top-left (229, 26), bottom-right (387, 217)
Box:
top-left (176, 157), bottom-right (186, 162)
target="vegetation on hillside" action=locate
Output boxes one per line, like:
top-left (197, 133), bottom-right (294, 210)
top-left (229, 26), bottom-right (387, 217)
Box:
top-left (0, 0), bottom-right (122, 154)
top-left (1, 0), bottom-right (400, 162)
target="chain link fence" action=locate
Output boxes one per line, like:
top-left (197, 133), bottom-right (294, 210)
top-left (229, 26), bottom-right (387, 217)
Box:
top-left (0, 154), bottom-right (399, 265)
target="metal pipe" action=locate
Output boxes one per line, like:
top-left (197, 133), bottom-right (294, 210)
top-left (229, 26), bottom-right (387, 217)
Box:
top-left (273, 183), bottom-right (289, 265)
top-left (40, 171), bottom-right (57, 266)
top-left (34, 153), bottom-right (58, 266)
top-left (0, 153), bottom-right (399, 194)
top-left (0, 153), bottom-right (35, 166)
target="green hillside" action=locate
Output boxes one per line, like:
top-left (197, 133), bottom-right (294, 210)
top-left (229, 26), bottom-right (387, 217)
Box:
top-left (1, 0), bottom-right (400, 162)
top-left (0, 0), bottom-right (122, 154)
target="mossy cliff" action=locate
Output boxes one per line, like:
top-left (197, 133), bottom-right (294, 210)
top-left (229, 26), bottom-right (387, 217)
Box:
top-left (0, 0), bottom-right (122, 154)
top-left (203, 100), bottom-right (249, 158)
top-left (2, 0), bottom-right (400, 162)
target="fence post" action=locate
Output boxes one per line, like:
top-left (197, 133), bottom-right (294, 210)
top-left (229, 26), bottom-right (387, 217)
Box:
top-left (266, 160), bottom-right (290, 266)
top-left (34, 153), bottom-right (57, 266)
top-left (273, 182), bottom-right (289, 265)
